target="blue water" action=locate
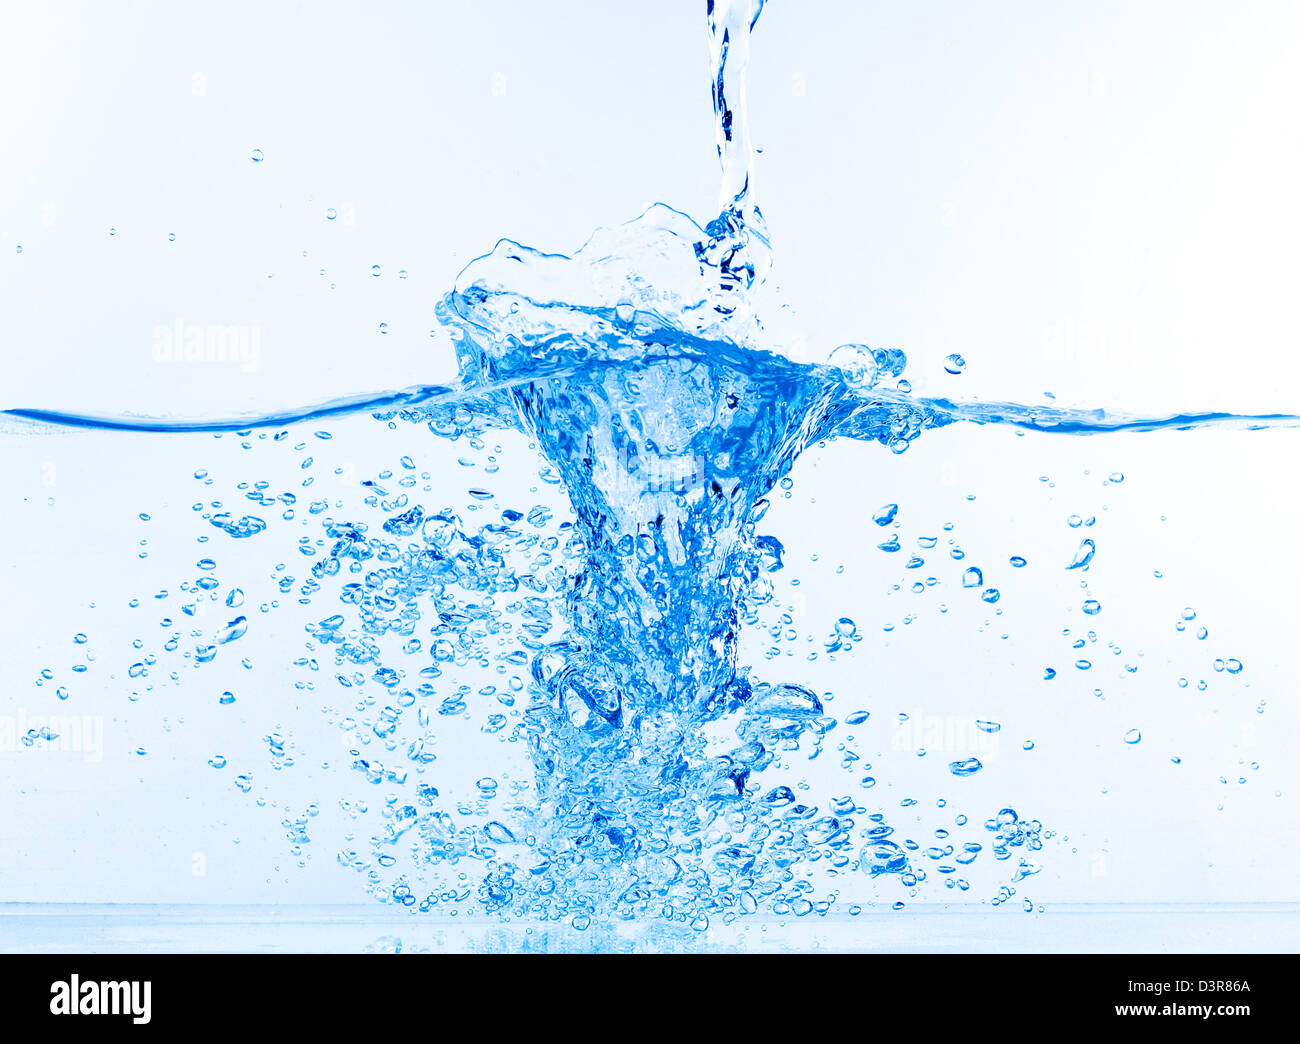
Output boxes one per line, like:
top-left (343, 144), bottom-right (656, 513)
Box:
top-left (4, 1), bottom-right (1297, 929)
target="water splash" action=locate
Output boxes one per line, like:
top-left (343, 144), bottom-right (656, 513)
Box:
top-left (5, 0), bottom-right (1296, 929)
top-left (702, 0), bottom-right (771, 304)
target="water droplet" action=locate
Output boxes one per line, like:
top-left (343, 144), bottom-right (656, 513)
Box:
top-left (748, 683), bottom-right (823, 718)
top-left (828, 344), bottom-right (879, 389)
top-left (948, 757), bottom-right (983, 777)
top-left (250, 148), bottom-right (264, 162)
top-left (484, 821), bottom-right (515, 844)
top-left (943, 354), bottom-right (966, 375)
top-left (1082, 599), bottom-right (1101, 615)
top-left (1123, 729), bottom-right (1141, 744)
top-left (961, 567), bottom-right (983, 588)
top-left (762, 786), bottom-right (795, 807)
top-left (215, 616), bottom-right (248, 644)
top-left (1066, 539), bottom-right (1096, 570)
top-left (210, 514), bottom-right (266, 539)
top-left (861, 840), bottom-right (908, 876)
top-left (872, 503), bottom-right (898, 526)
